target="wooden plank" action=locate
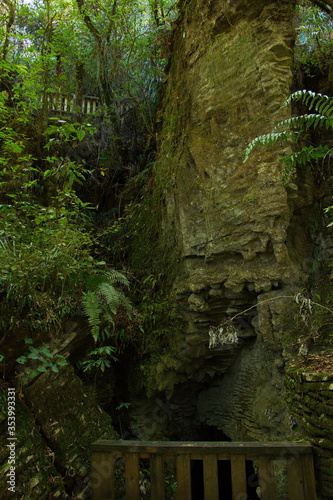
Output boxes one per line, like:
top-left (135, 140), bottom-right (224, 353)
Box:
top-left (91, 452), bottom-right (114, 500)
top-left (151, 454), bottom-right (165, 500)
top-left (176, 454), bottom-right (191, 500)
top-left (91, 440), bottom-right (313, 456)
top-left (301, 454), bottom-right (317, 500)
top-left (288, 458), bottom-right (305, 499)
top-left (258, 456), bottom-right (277, 500)
top-left (231, 454), bottom-right (247, 500)
top-left (125, 453), bottom-right (140, 500)
top-left (203, 454), bottom-right (219, 500)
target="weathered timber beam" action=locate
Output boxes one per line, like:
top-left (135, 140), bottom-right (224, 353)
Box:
top-left (91, 440), bottom-right (314, 456)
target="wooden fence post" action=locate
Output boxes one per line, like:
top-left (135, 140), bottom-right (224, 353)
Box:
top-left (91, 451), bottom-right (114, 500)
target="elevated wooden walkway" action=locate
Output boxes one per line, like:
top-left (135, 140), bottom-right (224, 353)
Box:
top-left (91, 440), bottom-right (317, 499)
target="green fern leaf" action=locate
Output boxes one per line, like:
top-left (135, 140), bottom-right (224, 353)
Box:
top-left (284, 90), bottom-right (331, 113)
top-left (272, 114), bottom-right (328, 132)
top-left (98, 282), bottom-right (122, 307)
top-left (85, 269), bottom-right (129, 292)
top-left (82, 291), bottom-right (102, 341)
top-left (280, 145), bottom-right (330, 184)
top-left (82, 269), bottom-right (133, 342)
top-left (104, 269), bottom-right (129, 287)
top-left (315, 97), bottom-right (330, 115)
top-left (322, 103), bottom-right (333, 116)
top-left (245, 89), bottom-right (333, 177)
top-left (326, 117), bottom-right (333, 130)
top-left (243, 131), bottom-right (292, 162)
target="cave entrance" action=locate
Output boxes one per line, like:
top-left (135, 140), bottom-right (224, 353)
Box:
top-left (197, 423), bottom-right (231, 441)
top-left (191, 459), bottom-right (259, 500)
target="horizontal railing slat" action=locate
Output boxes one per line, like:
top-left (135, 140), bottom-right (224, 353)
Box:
top-left (91, 439), bottom-right (313, 455)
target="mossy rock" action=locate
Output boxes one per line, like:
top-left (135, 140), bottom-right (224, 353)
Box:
top-left (0, 382), bottom-right (65, 499)
top-left (21, 365), bottom-right (118, 497)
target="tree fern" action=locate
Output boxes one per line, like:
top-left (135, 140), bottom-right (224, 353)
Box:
top-left (243, 89), bottom-right (333, 177)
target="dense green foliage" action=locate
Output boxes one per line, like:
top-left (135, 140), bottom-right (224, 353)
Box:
top-left (295, 1), bottom-right (333, 74)
top-left (0, 0), bottom-right (177, 364)
top-left (16, 338), bottom-right (67, 379)
top-left (0, 60), bottom-right (98, 336)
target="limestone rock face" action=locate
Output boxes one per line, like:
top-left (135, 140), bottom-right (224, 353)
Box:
top-left (145, 0), bottom-right (311, 445)
top-left (196, 341), bottom-right (293, 442)
top-left (286, 368), bottom-right (333, 500)
top-left (159, 0), bottom-right (300, 292)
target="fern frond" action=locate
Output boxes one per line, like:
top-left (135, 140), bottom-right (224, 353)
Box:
top-left (104, 269), bottom-right (129, 287)
top-left (280, 145), bottom-right (330, 184)
top-left (99, 283), bottom-right (133, 316)
top-left (272, 114), bottom-right (330, 132)
top-left (85, 269), bottom-right (129, 292)
top-left (282, 145), bottom-right (330, 167)
top-left (243, 131), bottom-right (294, 162)
top-left (244, 88), bottom-right (333, 179)
top-left (284, 90), bottom-right (333, 116)
top-left (82, 291), bottom-right (102, 341)
top-left (98, 282), bottom-right (122, 312)
top-left (82, 269), bottom-right (133, 342)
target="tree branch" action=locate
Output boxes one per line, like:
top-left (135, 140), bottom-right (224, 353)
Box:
top-left (1, 0), bottom-right (16, 60)
top-left (105, 0), bottom-right (117, 43)
top-left (75, 0), bottom-right (102, 48)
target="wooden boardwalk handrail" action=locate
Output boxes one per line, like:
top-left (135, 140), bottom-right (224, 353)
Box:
top-left (91, 440), bottom-right (317, 500)
top-left (44, 93), bottom-right (100, 115)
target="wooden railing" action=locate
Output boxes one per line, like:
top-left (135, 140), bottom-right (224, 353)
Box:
top-left (46, 93), bottom-right (99, 115)
top-left (91, 440), bottom-right (317, 500)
